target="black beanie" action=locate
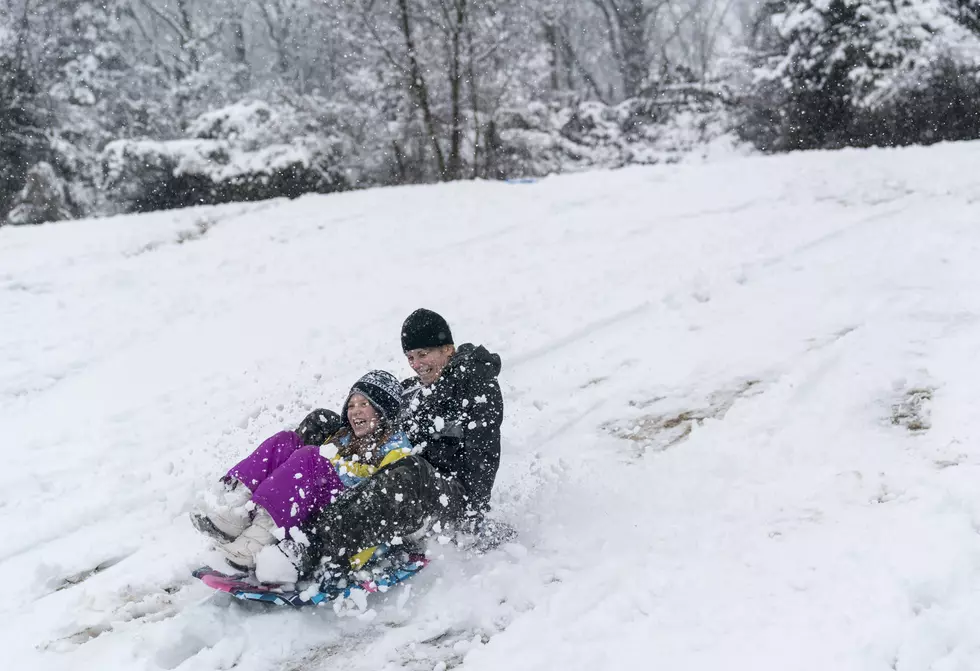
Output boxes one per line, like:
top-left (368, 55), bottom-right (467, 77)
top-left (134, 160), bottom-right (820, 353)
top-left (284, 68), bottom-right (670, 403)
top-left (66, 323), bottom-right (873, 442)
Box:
top-left (401, 308), bottom-right (454, 352)
top-left (341, 370), bottom-right (404, 428)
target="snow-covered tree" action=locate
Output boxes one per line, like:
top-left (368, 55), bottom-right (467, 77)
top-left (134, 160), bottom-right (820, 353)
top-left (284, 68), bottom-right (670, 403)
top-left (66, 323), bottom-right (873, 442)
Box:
top-left (34, 1), bottom-right (134, 212)
top-left (0, 14), bottom-right (53, 223)
top-left (6, 162), bottom-right (73, 225)
top-left (744, 0), bottom-right (980, 149)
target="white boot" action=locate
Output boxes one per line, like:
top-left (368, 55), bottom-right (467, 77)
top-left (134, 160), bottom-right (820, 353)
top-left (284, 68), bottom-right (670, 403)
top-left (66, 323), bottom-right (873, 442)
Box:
top-left (193, 478), bottom-right (253, 541)
top-left (218, 507), bottom-right (279, 570)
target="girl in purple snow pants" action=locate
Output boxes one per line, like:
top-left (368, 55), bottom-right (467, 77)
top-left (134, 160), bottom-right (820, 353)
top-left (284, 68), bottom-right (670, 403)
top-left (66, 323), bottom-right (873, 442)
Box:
top-left (192, 370), bottom-right (412, 572)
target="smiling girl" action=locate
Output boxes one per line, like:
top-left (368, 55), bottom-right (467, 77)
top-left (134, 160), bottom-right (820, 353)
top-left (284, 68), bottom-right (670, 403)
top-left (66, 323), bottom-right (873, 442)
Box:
top-left (192, 370), bottom-right (412, 571)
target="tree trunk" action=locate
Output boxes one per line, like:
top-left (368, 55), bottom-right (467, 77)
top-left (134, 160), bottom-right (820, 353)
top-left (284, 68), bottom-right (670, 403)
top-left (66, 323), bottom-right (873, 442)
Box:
top-left (447, 0), bottom-right (466, 180)
top-left (591, 0), bottom-right (651, 99)
top-left (466, 8), bottom-right (482, 178)
top-left (395, 0), bottom-right (446, 179)
top-left (15, 0), bottom-right (31, 73)
top-left (619, 0), bottom-right (648, 98)
top-left (231, 18), bottom-right (250, 90)
top-left (175, 0), bottom-right (200, 74)
top-left (543, 20), bottom-right (561, 92)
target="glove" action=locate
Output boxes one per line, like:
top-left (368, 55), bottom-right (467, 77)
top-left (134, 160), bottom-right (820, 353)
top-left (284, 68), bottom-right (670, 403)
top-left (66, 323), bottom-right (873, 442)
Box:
top-left (296, 408), bottom-right (343, 447)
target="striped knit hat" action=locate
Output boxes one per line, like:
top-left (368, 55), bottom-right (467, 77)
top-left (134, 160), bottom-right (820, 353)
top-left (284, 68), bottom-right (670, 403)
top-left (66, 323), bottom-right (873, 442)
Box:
top-left (341, 370), bottom-right (404, 427)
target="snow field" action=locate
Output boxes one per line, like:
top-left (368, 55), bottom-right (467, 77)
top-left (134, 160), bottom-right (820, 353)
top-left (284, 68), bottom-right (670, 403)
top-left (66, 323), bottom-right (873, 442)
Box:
top-left (4, 142), bottom-right (980, 669)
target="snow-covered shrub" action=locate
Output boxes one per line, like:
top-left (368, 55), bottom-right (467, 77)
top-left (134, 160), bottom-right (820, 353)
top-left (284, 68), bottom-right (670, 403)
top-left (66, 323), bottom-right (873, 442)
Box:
top-left (493, 83), bottom-right (740, 177)
top-left (741, 0), bottom-right (980, 150)
top-left (6, 162), bottom-right (73, 225)
top-left (100, 101), bottom-right (349, 213)
top-left (187, 101), bottom-right (290, 146)
top-left (849, 57), bottom-right (980, 146)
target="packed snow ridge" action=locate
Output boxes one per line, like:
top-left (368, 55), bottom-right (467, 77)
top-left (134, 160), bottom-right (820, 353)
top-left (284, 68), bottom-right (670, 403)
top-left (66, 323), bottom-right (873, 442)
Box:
top-left (4, 141), bottom-right (980, 671)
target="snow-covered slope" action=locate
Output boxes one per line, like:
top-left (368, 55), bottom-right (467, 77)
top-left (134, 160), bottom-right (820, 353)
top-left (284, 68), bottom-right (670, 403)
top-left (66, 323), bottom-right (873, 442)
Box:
top-left (5, 142), bottom-right (980, 671)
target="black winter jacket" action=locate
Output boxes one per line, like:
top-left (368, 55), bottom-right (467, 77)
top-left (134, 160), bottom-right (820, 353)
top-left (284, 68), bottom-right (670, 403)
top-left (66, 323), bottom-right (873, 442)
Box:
top-left (400, 343), bottom-right (503, 517)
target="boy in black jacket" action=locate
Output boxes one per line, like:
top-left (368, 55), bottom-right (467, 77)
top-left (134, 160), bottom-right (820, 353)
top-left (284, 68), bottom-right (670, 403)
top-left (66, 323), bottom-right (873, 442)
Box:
top-left (399, 308), bottom-right (503, 519)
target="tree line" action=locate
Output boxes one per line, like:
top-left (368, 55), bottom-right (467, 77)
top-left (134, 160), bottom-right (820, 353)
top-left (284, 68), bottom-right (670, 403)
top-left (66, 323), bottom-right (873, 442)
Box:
top-left (2, 0), bottom-right (979, 224)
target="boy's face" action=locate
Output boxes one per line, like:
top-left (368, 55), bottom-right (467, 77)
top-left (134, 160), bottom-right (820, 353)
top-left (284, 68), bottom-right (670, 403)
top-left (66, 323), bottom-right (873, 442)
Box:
top-left (405, 345), bottom-right (455, 386)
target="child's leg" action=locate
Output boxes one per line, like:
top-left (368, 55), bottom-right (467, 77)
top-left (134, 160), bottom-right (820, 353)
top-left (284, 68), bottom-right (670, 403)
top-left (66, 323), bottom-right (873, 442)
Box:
top-left (227, 430), bottom-right (304, 490)
top-left (250, 446), bottom-right (345, 530)
top-left (218, 506), bottom-right (279, 570)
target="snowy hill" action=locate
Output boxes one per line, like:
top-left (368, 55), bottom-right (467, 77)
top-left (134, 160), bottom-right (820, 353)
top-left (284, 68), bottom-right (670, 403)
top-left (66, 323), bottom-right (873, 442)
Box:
top-left (5, 142), bottom-right (980, 671)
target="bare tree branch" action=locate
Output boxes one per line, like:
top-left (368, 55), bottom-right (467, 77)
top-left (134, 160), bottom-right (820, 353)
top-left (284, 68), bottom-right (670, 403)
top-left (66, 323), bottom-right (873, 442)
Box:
top-left (395, 0), bottom-right (446, 177)
top-left (355, 1), bottom-right (409, 74)
top-left (137, 0), bottom-right (188, 42)
top-left (557, 24), bottom-right (608, 103)
top-left (590, 0), bottom-right (625, 66)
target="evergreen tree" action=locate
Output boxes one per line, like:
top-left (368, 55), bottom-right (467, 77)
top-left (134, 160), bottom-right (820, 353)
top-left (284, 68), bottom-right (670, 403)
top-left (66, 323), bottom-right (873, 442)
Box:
top-left (0, 23), bottom-right (52, 222)
top-left (41, 1), bottom-right (132, 213)
top-left (745, 0), bottom-right (980, 149)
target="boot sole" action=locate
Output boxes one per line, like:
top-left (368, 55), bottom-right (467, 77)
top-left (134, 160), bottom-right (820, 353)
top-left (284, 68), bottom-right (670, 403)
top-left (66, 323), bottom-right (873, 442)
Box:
top-left (191, 513), bottom-right (238, 543)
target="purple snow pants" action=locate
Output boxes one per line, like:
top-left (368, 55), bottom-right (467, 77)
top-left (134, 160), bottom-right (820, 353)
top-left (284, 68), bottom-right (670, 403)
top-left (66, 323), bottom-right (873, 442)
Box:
top-left (227, 431), bottom-right (345, 529)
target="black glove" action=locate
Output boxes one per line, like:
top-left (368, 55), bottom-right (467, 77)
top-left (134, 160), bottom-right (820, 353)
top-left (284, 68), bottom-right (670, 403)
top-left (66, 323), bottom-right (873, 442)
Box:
top-left (296, 408), bottom-right (343, 446)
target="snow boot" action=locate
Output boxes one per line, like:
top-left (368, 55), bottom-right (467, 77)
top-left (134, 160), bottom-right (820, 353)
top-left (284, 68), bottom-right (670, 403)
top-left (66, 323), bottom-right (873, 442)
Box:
top-left (192, 477), bottom-right (253, 542)
top-left (218, 507), bottom-right (279, 570)
top-left (456, 516), bottom-right (517, 554)
top-left (397, 517), bottom-right (433, 556)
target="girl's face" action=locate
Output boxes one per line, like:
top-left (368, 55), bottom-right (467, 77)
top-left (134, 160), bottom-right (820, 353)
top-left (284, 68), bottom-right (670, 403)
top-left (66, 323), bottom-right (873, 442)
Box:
top-left (347, 393), bottom-right (381, 438)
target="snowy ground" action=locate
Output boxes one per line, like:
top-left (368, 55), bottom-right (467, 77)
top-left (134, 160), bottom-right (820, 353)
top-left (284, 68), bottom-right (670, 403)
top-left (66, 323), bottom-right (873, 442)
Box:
top-left (5, 141), bottom-right (980, 671)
